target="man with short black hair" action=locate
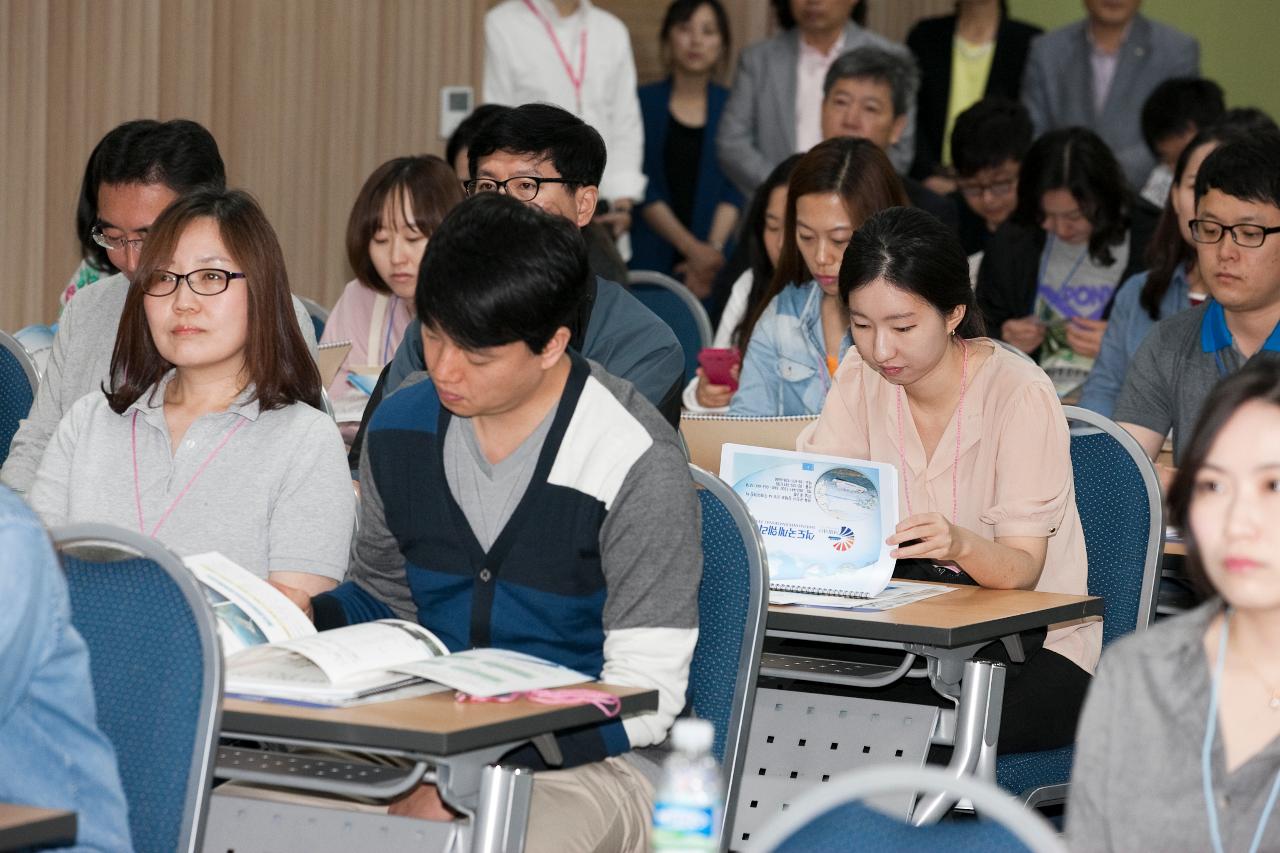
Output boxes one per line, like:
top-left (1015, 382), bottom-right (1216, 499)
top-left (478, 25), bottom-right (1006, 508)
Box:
top-left (306, 193), bottom-right (700, 849)
top-left (1116, 132), bottom-right (1280, 469)
top-left (819, 45), bottom-right (958, 231)
top-left (354, 104), bottom-right (684, 465)
top-left (950, 97), bottom-right (1034, 257)
top-left (1138, 77), bottom-right (1225, 205)
top-left (1, 119), bottom-right (317, 494)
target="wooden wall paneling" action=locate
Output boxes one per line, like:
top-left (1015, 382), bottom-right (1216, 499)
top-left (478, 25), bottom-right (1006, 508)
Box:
top-left (0, 1), bottom-right (51, 328)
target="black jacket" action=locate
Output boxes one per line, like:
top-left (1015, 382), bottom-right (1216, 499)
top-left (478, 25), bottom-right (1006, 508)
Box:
top-left (976, 198), bottom-right (1161, 340)
top-left (906, 14), bottom-right (1043, 181)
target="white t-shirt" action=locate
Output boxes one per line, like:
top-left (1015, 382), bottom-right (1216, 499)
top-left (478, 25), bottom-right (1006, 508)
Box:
top-left (484, 0), bottom-right (646, 203)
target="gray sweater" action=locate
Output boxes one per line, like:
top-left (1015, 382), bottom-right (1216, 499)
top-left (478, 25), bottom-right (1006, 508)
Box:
top-left (1068, 601), bottom-right (1280, 851)
top-left (1, 274), bottom-right (318, 494)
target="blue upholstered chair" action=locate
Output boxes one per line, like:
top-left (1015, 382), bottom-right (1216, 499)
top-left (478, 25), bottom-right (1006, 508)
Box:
top-left (0, 328), bottom-right (38, 466)
top-left (297, 295), bottom-right (330, 341)
top-left (995, 406), bottom-right (1162, 808)
top-left (630, 270), bottom-right (713, 384)
top-left (54, 524), bottom-right (223, 853)
top-left (688, 465), bottom-right (768, 849)
top-left (750, 764), bottom-right (1068, 853)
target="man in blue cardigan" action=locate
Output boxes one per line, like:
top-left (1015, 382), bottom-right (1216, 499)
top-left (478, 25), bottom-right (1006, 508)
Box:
top-left (299, 193), bottom-right (701, 850)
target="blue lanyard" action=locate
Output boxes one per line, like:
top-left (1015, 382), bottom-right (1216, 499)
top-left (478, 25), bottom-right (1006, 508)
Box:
top-left (1201, 609), bottom-right (1280, 853)
top-left (381, 296), bottom-right (400, 364)
top-left (1036, 234), bottom-right (1090, 309)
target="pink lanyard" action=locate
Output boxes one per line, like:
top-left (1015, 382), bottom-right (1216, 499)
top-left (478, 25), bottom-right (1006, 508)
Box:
top-left (895, 338), bottom-right (968, 524)
top-left (131, 410), bottom-right (247, 538)
top-left (522, 0), bottom-right (587, 113)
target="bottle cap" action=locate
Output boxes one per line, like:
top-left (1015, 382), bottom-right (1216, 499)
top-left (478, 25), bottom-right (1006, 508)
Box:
top-left (672, 718), bottom-right (715, 754)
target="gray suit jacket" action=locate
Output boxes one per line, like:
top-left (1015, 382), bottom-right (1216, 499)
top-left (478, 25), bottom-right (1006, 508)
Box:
top-left (1022, 14), bottom-right (1198, 188)
top-left (716, 21), bottom-right (915, 197)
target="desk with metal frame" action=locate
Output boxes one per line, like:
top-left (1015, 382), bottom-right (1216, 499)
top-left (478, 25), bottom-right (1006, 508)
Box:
top-left (205, 683), bottom-right (657, 853)
top-left (744, 584), bottom-right (1102, 832)
top-left (0, 804), bottom-right (76, 852)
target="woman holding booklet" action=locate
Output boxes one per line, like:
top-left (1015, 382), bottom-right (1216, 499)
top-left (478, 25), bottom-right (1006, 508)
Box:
top-left (30, 188), bottom-right (354, 593)
top-left (798, 206), bottom-right (1097, 752)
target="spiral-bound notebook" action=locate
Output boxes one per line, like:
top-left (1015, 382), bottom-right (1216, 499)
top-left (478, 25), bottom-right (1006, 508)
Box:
top-left (721, 443), bottom-right (899, 599)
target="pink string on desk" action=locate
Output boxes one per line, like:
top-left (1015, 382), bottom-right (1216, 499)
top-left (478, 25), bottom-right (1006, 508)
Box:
top-left (455, 688), bottom-right (622, 718)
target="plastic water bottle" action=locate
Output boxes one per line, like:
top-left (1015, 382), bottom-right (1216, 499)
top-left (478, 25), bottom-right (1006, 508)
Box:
top-left (652, 718), bottom-right (722, 852)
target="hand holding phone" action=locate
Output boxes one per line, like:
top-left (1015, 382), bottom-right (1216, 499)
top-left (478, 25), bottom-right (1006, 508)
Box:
top-left (698, 347), bottom-right (741, 391)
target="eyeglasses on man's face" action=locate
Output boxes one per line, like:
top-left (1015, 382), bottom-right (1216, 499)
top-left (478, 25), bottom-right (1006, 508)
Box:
top-left (1189, 219), bottom-right (1280, 249)
top-left (464, 175), bottom-right (573, 202)
top-left (91, 224), bottom-right (145, 253)
top-left (958, 177), bottom-right (1016, 200)
top-left (142, 268), bottom-right (246, 297)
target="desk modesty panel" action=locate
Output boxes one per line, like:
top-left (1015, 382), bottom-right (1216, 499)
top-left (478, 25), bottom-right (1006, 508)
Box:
top-left (768, 583), bottom-right (1104, 647)
top-left (222, 683), bottom-right (657, 756)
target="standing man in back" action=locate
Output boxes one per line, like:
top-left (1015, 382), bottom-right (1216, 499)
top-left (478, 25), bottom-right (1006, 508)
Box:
top-left (1021, 0), bottom-right (1198, 187)
top-left (717, 0), bottom-right (915, 198)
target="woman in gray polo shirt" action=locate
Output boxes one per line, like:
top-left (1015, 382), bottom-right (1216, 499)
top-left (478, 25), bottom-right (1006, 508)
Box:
top-left (1069, 362), bottom-right (1280, 851)
top-left (30, 189), bottom-right (354, 594)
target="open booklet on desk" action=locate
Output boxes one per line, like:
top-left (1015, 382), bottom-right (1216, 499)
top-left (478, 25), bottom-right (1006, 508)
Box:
top-left (183, 552), bottom-right (590, 706)
top-left (719, 444), bottom-right (952, 610)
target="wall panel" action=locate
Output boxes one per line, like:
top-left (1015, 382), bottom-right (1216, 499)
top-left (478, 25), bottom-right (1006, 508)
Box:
top-left (0, 0), bottom-right (486, 329)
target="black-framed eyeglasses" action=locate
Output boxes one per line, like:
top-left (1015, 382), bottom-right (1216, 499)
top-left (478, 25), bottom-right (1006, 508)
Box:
top-left (142, 268), bottom-right (246, 297)
top-left (464, 176), bottom-right (573, 202)
top-left (1189, 219), bottom-right (1280, 249)
top-left (90, 224), bottom-right (145, 253)
top-left (958, 177), bottom-right (1016, 200)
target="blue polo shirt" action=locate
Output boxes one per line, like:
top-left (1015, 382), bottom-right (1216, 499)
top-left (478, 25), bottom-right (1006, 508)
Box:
top-left (1114, 301), bottom-right (1280, 464)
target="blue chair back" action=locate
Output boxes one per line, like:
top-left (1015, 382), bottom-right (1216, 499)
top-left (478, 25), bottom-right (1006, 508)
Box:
top-left (630, 270), bottom-right (713, 384)
top-left (0, 329), bottom-right (38, 466)
top-left (1061, 405), bottom-right (1163, 646)
top-left (298, 295), bottom-right (329, 341)
top-left (688, 465), bottom-right (768, 847)
top-left (752, 765), bottom-right (1067, 853)
top-left (996, 407), bottom-right (1162, 806)
top-left (55, 524), bottom-right (222, 853)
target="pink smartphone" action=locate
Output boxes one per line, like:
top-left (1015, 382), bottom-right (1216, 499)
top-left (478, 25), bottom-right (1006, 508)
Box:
top-left (698, 347), bottom-right (741, 391)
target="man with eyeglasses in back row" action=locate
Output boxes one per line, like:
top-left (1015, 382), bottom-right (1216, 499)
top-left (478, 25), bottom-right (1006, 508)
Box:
top-left (0, 119), bottom-right (318, 494)
top-left (347, 103), bottom-right (685, 471)
top-left (1116, 132), bottom-right (1280, 482)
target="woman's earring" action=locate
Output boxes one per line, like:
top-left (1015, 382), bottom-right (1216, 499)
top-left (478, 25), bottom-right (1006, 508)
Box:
top-left (949, 329), bottom-right (956, 336)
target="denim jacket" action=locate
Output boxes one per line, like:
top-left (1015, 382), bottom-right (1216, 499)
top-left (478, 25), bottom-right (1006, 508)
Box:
top-left (1077, 265), bottom-right (1191, 417)
top-left (0, 487), bottom-right (131, 851)
top-left (730, 280), bottom-right (853, 416)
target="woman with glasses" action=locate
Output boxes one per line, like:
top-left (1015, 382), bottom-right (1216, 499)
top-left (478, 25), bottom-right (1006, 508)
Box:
top-left (30, 189), bottom-right (354, 592)
top-left (320, 156), bottom-right (464, 424)
top-left (1079, 123), bottom-right (1252, 418)
top-left (976, 127), bottom-right (1160, 398)
top-left (1069, 361), bottom-right (1280, 851)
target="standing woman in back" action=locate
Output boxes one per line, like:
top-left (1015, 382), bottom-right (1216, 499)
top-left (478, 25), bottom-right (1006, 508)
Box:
top-left (631, 0), bottom-right (742, 297)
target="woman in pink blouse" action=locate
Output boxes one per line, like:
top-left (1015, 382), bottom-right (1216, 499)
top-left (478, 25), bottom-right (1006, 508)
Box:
top-left (321, 156), bottom-right (464, 418)
top-left (799, 205), bottom-right (1098, 752)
